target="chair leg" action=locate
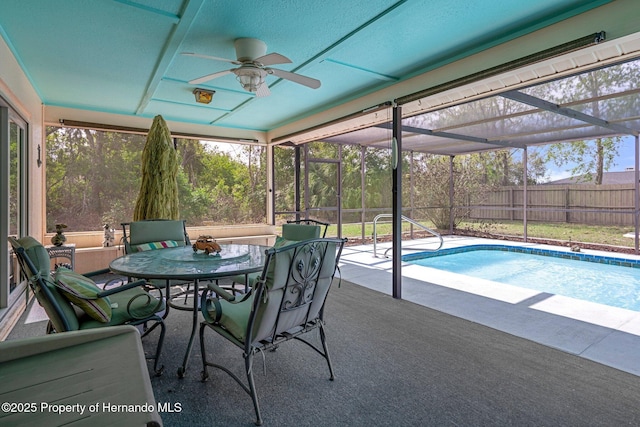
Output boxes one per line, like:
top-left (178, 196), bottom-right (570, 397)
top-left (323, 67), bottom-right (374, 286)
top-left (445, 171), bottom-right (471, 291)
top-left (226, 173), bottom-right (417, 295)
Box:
top-left (200, 323), bottom-right (263, 425)
top-left (319, 323), bottom-right (335, 380)
top-left (137, 317), bottom-right (165, 376)
top-left (152, 319), bottom-right (166, 376)
top-left (199, 323), bottom-right (210, 381)
top-left (183, 283), bottom-right (191, 305)
top-left (245, 353), bottom-right (263, 426)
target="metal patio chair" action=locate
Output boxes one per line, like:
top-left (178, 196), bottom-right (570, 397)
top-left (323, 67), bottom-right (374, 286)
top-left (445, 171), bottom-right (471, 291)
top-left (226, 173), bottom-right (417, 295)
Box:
top-left (122, 219), bottom-right (195, 309)
top-left (199, 236), bottom-right (346, 425)
top-left (121, 219), bottom-right (191, 255)
top-left (9, 236), bottom-right (166, 375)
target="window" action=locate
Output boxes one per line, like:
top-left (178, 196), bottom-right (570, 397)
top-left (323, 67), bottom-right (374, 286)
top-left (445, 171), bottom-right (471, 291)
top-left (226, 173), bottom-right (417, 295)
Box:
top-left (46, 127), bottom-right (267, 232)
top-left (1, 101), bottom-right (27, 308)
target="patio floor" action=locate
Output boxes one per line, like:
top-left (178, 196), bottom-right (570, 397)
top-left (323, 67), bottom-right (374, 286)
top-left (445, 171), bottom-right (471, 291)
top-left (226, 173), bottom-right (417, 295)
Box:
top-left (7, 236), bottom-right (640, 425)
top-left (339, 235), bottom-right (640, 377)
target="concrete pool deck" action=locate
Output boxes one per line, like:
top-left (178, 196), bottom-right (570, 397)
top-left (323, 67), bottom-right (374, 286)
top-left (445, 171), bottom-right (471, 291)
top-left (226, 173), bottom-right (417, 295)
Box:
top-left (338, 235), bottom-right (640, 376)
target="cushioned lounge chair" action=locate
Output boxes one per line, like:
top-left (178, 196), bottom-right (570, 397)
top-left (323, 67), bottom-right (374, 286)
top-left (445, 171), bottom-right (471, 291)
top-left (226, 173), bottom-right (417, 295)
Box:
top-left (9, 236), bottom-right (166, 375)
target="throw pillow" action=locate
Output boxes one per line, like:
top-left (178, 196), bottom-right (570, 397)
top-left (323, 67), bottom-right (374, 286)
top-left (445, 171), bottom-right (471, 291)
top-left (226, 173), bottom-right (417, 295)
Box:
top-left (134, 240), bottom-right (179, 252)
top-left (55, 267), bottom-right (112, 323)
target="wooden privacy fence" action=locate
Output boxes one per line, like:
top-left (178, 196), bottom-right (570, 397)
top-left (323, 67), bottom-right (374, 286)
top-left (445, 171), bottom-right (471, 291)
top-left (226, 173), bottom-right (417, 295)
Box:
top-left (469, 184), bottom-right (637, 226)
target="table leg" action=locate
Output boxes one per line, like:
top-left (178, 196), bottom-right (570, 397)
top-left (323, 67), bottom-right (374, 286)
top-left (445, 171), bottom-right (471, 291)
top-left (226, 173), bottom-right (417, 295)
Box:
top-left (162, 279), bottom-right (171, 319)
top-left (178, 278), bottom-right (199, 378)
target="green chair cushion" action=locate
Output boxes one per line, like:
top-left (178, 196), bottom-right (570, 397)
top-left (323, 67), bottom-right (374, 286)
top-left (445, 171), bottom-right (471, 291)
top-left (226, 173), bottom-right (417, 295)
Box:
top-left (282, 223), bottom-right (321, 240)
top-left (233, 271), bottom-right (261, 287)
top-left (79, 287), bottom-right (165, 329)
top-left (19, 236), bottom-right (51, 277)
top-left (233, 237), bottom-right (295, 286)
top-left (203, 294), bottom-right (254, 342)
top-left (55, 268), bottom-right (112, 323)
top-left (273, 236), bottom-right (296, 248)
top-left (16, 237), bottom-right (80, 331)
top-left (134, 240), bottom-right (178, 252)
top-left (128, 220), bottom-right (187, 247)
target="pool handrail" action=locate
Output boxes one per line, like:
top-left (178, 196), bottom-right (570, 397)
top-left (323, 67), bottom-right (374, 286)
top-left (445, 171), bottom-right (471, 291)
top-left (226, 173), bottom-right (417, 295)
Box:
top-left (372, 214), bottom-right (443, 258)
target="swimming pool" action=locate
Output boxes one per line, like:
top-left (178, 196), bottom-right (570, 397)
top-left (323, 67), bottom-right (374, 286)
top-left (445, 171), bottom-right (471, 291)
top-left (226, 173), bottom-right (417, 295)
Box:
top-left (403, 245), bottom-right (640, 311)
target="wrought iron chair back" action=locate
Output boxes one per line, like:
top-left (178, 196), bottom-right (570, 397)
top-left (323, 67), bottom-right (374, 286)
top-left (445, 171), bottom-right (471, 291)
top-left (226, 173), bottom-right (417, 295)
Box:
top-left (250, 237), bottom-right (341, 344)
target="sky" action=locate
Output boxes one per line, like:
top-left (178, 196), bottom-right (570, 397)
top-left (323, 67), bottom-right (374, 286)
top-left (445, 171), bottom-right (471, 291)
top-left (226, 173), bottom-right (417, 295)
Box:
top-left (543, 135), bottom-right (637, 182)
top-left (610, 136), bottom-right (637, 171)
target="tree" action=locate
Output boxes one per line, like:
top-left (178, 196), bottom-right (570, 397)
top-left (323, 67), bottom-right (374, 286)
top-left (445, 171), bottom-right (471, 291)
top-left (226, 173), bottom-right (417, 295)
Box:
top-left (544, 137), bottom-right (621, 184)
top-left (273, 145), bottom-right (298, 216)
top-left (542, 61), bottom-right (639, 184)
top-left (133, 115), bottom-right (180, 221)
top-left (411, 153), bottom-right (499, 229)
top-left (46, 127), bottom-right (146, 231)
top-left (47, 127), bottom-right (269, 230)
top-left (476, 148), bottom-right (547, 186)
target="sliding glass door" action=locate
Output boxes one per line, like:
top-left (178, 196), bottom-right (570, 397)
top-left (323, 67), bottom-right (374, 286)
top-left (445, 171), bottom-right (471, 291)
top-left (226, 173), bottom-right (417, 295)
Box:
top-left (1, 102), bottom-right (27, 309)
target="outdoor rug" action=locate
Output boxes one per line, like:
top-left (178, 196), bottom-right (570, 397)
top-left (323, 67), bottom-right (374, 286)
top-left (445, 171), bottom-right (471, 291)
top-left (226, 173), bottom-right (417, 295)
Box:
top-left (146, 279), bottom-right (640, 426)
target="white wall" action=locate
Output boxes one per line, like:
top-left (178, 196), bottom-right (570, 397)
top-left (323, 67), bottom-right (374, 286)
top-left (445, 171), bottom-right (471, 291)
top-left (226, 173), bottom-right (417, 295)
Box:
top-left (0, 33), bottom-right (44, 332)
top-left (0, 33), bottom-right (45, 239)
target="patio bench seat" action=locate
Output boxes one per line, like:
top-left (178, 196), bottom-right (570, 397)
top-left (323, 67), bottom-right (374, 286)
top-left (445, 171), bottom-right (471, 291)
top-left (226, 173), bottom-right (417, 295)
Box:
top-left (0, 326), bottom-right (162, 426)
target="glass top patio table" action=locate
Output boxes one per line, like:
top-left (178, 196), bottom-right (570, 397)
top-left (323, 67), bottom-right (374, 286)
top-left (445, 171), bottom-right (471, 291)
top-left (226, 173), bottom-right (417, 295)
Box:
top-left (109, 243), bottom-right (268, 281)
top-left (109, 244), bottom-right (268, 377)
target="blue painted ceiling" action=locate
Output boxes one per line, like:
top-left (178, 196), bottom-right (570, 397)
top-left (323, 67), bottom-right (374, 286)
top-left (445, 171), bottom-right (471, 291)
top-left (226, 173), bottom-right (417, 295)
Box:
top-left (0, 0), bottom-right (613, 135)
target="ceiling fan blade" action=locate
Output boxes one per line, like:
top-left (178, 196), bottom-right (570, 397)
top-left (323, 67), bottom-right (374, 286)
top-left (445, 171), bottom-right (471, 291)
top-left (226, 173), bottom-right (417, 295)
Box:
top-left (255, 83), bottom-right (271, 98)
top-left (268, 68), bottom-right (321, 89)
top-left (181, 52), bottom-right (240, 65)
top-left (188, 69), bottom-right (234, 85)
top-left (255, 52), bottom-right (292, 66)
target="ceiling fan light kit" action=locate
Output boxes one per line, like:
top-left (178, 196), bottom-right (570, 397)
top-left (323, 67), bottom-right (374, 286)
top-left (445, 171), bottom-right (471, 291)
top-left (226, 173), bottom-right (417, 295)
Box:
top-left (235, 67), bottom-right (265, 93)
top-left (184, 37), bottom-right (321, 97)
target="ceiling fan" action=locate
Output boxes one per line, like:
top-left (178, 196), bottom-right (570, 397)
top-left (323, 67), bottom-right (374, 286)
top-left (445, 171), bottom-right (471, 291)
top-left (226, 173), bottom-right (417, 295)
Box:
top-left (183, 38), bottom-right (321, 97)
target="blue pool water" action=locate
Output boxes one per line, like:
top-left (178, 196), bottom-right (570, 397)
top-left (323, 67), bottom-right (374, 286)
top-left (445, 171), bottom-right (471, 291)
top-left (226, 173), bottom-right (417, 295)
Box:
top-left (404, 245), bottom-right (640, 311)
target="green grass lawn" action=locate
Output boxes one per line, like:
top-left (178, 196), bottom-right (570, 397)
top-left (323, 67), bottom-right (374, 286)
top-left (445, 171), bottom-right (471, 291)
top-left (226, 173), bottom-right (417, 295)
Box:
top-left (459, 220), bottom-right (635, 248)
top-left (329, 219), bottom-right (636, 249)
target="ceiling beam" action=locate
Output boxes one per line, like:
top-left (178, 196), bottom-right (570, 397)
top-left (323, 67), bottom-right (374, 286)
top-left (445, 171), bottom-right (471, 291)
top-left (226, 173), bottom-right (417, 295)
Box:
top-left (57, 119), bottom-right (259, 144)
top-left (501, 90), bottom-right (639, 137)
top-left (135, 0), bottom-right (205, 116)
top-left (375, 122), bottom-right (522, 149)
top-left (322, 59), bottom-right (399, 82)
top-left (111, 0), bottom-right (180, 23)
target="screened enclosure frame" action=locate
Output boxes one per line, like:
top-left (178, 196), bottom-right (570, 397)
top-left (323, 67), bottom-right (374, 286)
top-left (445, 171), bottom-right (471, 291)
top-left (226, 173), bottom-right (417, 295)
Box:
top-left (273, 51), bottom-right (640, 298)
